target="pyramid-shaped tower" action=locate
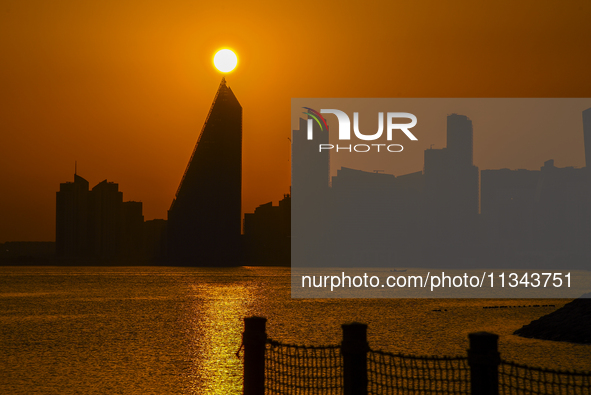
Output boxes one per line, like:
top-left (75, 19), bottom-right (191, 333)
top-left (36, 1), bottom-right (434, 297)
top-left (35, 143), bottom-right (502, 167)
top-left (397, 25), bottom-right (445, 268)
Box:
top-left (168, 78), bottom-right (242, 265)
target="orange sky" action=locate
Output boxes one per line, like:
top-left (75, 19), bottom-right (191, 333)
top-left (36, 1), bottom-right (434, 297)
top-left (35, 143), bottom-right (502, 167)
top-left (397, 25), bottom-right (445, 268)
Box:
top-left (1, 0), bottom-right (591, 242)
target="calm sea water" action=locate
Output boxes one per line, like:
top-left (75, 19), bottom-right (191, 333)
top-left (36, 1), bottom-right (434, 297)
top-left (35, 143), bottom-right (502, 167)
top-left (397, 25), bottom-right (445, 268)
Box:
top-left (1, 266), bottom-right (590, 394)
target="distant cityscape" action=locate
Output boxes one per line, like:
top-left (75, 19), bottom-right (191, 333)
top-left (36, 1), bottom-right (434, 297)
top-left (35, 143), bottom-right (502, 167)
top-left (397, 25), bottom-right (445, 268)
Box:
top-left (292, 108), bottom-right (591, 269)
top-left (2, 94), bottom-right (591, 268)
top-left (0, 78), bottom-right (290, 266)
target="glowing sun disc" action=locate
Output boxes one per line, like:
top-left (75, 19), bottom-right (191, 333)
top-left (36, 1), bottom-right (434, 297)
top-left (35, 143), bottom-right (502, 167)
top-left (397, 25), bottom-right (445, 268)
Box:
top-left (213, 49), bottom-right (238, 73)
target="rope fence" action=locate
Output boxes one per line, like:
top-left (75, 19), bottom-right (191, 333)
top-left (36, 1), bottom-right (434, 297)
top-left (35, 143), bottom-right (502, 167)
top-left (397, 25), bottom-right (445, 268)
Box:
top-left (368, 351), bottom-right (470, 395)
top-left (265, 340), bottom-right (342, 395)
top-left (240, 317), bottom-right (591, 395)
top-left (499, 360), bottom-right (591, 395)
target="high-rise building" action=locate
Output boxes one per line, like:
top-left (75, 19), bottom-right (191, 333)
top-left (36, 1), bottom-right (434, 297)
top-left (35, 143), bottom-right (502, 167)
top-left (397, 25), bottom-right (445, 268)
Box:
top-left (423, 114), bottom-right (479, 256)
top-left (89, 180), bottom-right (123, 259)
top-left (121, 201), bottom-right (144, 259)
top-left (447, 113), bottom-right (473, 168)
top-left (445, 114), bottom-right (479, 221)
top-left (291, 115), bottom-right (330, 267)
top-left (291, 116), bottom-right (330, 196)
top-left (56, 174), bottom-right (90, 257)
top-left (167, 78), bottom-right (242, 265)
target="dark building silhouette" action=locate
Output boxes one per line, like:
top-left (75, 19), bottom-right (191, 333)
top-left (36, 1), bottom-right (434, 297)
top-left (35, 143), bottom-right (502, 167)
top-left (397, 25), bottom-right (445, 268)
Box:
top-left (424, 147), bottom-right (450, 245)
top-left (56, 174), bottom-right (90, 257)
top-left (243, 194), bottom-right (290, 265)
top-left (328, 167), bottom-right (424, 266)
top-left (167, 77), bottom-right (242, 265)
top-left (56, 174), bottom-right (148, 262)
top-left (480, 160), bottom-right (591, 267)
top-left (144, 219), bottom-right (167, 262)
top-left (423, 114), bottom-right (479, 262)
top-left (480, 168), bottom-right (540, 253)
top-left (447, 114), bottom-right (474, 168)
top-left (291, 112), bottom-right (481, 267)
top-left (478, 108), bottom-right (591, 267)
top-left (444, 114), bottom-right (479, 237)
top-left (533, 160), bottom-right (591, 254)
top-left (291, 116), bottom-right (330, 267)
top-left (89, 180), bottom-right (123, 259)
top-left (121, 201), bottom-right (144, 259)
top-left (292, 116), bottom-right (330, 197)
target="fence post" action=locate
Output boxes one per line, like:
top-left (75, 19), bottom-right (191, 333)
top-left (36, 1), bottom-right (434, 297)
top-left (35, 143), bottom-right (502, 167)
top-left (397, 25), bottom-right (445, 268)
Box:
top-left (341, 322), bottom-right (369, 395)
top-left (468, 332), bottom-right (500, 395)
top-left (243, 316), bottom-right (267, 395)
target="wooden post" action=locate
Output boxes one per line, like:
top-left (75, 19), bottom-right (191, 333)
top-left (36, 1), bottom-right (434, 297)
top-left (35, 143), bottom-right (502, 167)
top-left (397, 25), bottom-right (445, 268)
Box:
top-left (468, 332), bottom-right (500, 395)
top-left (341, 322), bottom-right (369, 395)
top-left (243, 316), bottom-right (267, 395)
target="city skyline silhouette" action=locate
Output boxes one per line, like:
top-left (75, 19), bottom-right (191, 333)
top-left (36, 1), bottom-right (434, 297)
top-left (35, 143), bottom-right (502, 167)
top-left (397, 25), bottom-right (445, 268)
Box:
top-left (44, 78), bottom-right (289, 266)
top-left (292, 102), bottom-right (591, 275)
top-left (3, 1), bottom-right (591, 243)
top-left (3, 96), bottom-right (591, 270)
top-left (3, 2), bottom-right (591, 394)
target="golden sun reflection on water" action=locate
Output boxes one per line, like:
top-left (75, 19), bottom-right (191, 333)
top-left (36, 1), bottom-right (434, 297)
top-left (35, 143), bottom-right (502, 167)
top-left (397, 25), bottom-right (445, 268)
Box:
top-left (188, 283), bottom-right (251, 394)
top-left (1, 266), bottom-right (590, 395)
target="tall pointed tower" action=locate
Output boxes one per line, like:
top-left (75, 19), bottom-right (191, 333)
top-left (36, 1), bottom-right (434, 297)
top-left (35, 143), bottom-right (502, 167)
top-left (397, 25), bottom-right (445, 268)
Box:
top-left (168, 78), bottom-right (242, 265)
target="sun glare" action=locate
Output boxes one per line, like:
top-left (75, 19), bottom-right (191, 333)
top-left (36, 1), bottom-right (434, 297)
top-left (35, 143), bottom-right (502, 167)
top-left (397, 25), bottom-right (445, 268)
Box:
top-left (213, 49), bottom-right (238, 73)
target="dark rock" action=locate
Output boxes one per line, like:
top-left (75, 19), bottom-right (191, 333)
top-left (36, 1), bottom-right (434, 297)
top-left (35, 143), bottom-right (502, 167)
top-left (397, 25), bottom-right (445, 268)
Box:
top-left (514, 292), bottom-right (591, 344)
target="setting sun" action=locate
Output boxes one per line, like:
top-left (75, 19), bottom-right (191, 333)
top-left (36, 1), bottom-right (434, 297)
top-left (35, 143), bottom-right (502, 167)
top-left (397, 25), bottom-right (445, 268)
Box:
top-left (213, 49), bottom-right (238, 73)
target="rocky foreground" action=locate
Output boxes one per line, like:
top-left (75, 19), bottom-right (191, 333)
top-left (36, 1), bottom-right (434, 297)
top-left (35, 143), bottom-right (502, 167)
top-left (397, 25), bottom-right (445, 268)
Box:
top-left (514, 293), bottom-right (591, 344)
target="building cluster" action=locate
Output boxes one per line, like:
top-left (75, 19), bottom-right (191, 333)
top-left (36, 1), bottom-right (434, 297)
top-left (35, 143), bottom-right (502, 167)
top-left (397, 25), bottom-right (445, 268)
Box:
top-left (481, 159), bottom-right (591, 263)
top-left (55, 78), bottom-right (289, 265)
top-left (56, 79), bottom-right (591, 268)
top-left (56, 175), bottom-right (166, 263)
top-left (293, 109), bottom-right (591, 269)
top-left (243, 194), bottom-right (291, 265)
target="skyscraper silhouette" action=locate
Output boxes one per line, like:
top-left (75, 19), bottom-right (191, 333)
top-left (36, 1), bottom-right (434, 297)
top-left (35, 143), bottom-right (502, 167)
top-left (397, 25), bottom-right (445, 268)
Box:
top-left (167, 78), bottom-right (242, 265)
top-left (447, 114), bottom-right (474, 168)
top-left (56, 174), bottom-right (90, 258)
top-left (89, 180), bottom-right (123, 259)
top-left (423, 114), bottom-right (479, 262)
top-left (121, 201), bottom-right (144, 259)
top-left (291, 116), bottom-right (330, 196)
top-left (445, 114), bottom-right (479, 231)
top-left (291, 116), bottom-right (330, 267)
